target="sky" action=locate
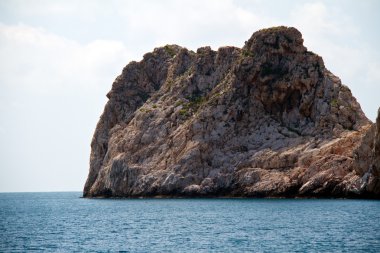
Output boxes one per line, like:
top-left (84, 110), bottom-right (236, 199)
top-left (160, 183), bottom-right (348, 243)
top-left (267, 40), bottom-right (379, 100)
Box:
top-left (0, 0), bottom-right (379, 192)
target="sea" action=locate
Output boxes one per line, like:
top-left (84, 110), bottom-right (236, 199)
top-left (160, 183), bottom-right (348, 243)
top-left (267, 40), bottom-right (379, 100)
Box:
top-left (0, 192), bottom-right (379, 252)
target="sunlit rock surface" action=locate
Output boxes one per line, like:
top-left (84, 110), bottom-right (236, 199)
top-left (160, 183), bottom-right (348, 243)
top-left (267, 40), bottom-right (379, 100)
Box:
top-left (84, 26), bottom-right (379, 198)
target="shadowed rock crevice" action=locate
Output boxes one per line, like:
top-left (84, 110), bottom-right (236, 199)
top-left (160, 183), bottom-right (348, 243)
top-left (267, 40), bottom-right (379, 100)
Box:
top-left (83, 26), bottom-right (379, 199)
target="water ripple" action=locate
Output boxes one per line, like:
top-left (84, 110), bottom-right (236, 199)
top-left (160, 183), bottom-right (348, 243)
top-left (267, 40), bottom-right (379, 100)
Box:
top-left (0, 193), bottom-right (379, 252)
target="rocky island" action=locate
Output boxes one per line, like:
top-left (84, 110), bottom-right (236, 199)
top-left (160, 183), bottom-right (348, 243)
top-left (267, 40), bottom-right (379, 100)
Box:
top-left (83, 26), bottom-right (380, 198)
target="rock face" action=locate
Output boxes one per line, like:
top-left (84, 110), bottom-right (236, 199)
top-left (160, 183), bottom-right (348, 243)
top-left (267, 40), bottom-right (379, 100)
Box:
top-left (83, 26), bottom-right (380, 198)
top-left (354, 108), bottom-right (380, 195)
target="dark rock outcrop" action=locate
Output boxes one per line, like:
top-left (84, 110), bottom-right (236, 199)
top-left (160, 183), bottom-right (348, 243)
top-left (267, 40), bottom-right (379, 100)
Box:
top-left (83, 26), bottom-right (379, 198)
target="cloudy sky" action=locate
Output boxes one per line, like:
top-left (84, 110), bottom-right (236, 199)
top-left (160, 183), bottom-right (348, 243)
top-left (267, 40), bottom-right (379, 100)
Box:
top-left (0, 0), bottom-right (379, 192)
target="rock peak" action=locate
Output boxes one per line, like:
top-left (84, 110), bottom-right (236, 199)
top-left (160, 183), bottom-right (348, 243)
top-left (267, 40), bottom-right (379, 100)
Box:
top-left (84, 27), bottom-right (378, 199)
top-left (245, 26), bottom-right (306, 54)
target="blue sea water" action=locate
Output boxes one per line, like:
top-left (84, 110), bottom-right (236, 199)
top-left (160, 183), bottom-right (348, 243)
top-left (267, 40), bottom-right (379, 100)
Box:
top-left (0, 192), bottom-right (379, 252)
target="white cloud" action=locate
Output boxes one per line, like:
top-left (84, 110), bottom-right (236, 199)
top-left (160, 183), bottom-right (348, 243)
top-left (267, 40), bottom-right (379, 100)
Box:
top-left (0, 23), bottom-right (130, 94)
top-left (115, 0), bottom-right (263, 50)
top-left (292, 2), bottom-right (345, 36)
top-left (0, 22), bottom-right (132, 192)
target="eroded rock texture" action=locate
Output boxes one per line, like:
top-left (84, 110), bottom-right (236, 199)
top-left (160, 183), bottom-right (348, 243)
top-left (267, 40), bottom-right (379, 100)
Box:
top-left (84, 26), bottom-right (379, 198)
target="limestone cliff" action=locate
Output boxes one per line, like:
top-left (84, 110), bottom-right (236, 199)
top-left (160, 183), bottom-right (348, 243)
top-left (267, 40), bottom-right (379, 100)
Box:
top-left (83, 26), bottom-right (379, 198)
